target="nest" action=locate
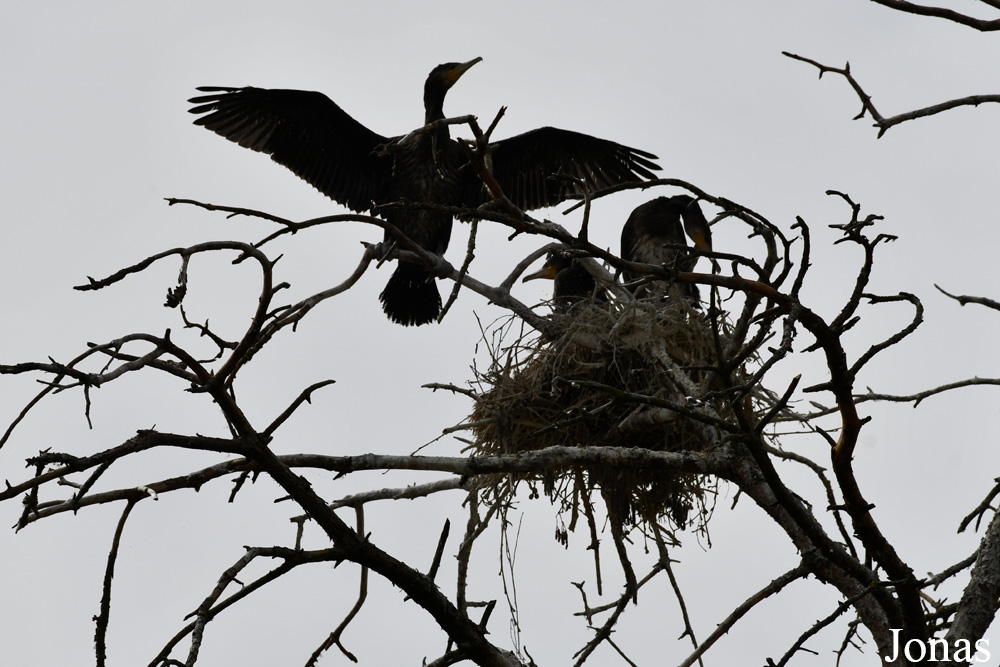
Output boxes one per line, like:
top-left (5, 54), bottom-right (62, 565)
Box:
top-left (469, 294), bottom-right (742, 542)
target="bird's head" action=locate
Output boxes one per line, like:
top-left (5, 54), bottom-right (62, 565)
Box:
top-left (523, 250), bottom-right (573, 283)
top-left (523, 249), bottom-right (602, 307)
top-left (424, 57), bottom-right (482, 122)
top-left (426, 57), bottom-right (482, 93)
top-left (672, 195), bottom-right (713, 253)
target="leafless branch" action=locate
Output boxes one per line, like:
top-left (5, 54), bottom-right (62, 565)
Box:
top-left (306, 507), bottom-right (368, 666)
top-left (327, 478), bottom-right (469, 511)
top-left (148, 546), bottom-right (344, 667)
top-left (650, 526), bottom-right (701, 663)
top-left (95, 499), bottom-right (137, 667)
top-left (959, 479), bottom-right (1000, 534)
top-left (855, 377), bottom-right (1000, 409)
top-left (771, 583), bottom-right (885, 667)
top-left (264, 379), bottom-right (337, 437)
top-left (946, 507), bottom-right (1000, 653)
top-left (784, 51), bottom-right (1000, 136)
top-left (925, 554), bottom-right (978, 589)
top-left (8, 162), bottom-right (998, 667)
top-left (868, 0), bottom-right (1000, 31)
top-left (679, 561), bottom-right (810, 667)
top-left (936, 284), bottom-right (1000, 312)
top-left (572, 559), bottom-right (671, 666)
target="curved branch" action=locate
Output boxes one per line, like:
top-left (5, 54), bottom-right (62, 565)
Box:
top-left (850, 292), bottom-right (923, 375)
top-left (868, 0), bottom-right (1000, 31)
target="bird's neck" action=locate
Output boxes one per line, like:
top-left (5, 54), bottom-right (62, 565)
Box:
top-left (424, 90), bottom-right (447, 126)
top-left (423, 109), bottom-right (451, 146)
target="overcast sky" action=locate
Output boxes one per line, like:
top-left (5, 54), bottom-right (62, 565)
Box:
top-left (2, 1), bottom-right (999, 665)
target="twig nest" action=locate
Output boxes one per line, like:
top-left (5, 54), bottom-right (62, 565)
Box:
top-left (469, 296), bottom-right (739, 539)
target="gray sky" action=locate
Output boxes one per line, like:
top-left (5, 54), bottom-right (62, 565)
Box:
top-left (2, 1), bottom-right (998, 665)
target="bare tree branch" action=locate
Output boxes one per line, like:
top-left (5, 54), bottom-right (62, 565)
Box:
top-left (306, 507), bottom-right (368, 666)
top-left (784, 51), bottom-right (1000, 136)
top-left (868, 0), bottom-right (1000, 30)
top-left (7, 162), bottom-right (999, 666)
top-left (679, 562), bottom-right (810, 667)
top-left (936, 284), bottom-right (1000, 312)
top-left (945, 508), bottom-right (1000, 652)
top-left (95, 499), bottom-right (137, 667)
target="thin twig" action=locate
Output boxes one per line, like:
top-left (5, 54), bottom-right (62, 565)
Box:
top-left (95, 499), bottom-right (138, 667)
top-left (678, 562), bottom-right (809, 667)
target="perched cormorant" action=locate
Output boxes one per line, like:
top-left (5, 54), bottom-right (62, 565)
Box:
top-left (188, 59), bottom-right (661, 326)
top-left (620, 195), bottom-right (712, 303)
top-left (523, 250), bottom-right (604, 311)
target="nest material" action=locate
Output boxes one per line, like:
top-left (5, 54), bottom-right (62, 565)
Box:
top-left (470, 295), bottom-right (739, 539)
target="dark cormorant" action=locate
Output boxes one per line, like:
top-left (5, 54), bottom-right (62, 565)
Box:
top-left (188, 59), bottom-right (661, 326)
top-left (522, 250), bottom-right (604, 311)
top-left (620, 195), bottom-right (712, 303)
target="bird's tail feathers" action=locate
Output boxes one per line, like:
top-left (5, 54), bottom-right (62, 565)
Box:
top-left (379, 262), bottom-right (442, 327)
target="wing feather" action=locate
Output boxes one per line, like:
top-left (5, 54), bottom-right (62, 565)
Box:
top-left (188, 86), bottom-right (392, 211)
top-left (485, 127), bottom-right (660, 211)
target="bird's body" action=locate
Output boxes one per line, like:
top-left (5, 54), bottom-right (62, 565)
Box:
top-left (189, 59), bottom-right (660, 325)
top-left (620, 195), bottom-right (712, 303)
top-left (375, 76), bottom-right (470, 325)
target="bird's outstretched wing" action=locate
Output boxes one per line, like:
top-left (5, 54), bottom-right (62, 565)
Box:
top-left (483, 127), bottom-right (660, 211)
top-left (189, 87), bottom-right (393, 212)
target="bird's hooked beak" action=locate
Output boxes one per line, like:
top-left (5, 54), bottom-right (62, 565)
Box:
top-left (447, 57), bottom-right (483, 83)
top-left (689, 231), bottom-right (712, 253)
top-left (678, 200), bottom-right (713, 253)
top-left (522, 262), bottom-right (558, 283)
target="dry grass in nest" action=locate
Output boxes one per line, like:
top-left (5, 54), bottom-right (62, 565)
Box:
top-left (468, 295), bottom-right (740, 541)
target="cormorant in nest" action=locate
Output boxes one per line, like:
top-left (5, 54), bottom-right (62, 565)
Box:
top-left (189, 59), bottom-right (660, 325)
top-left (523, 249), bottom-right (604, 311)
top-left (620, 195), bottom-right (712, 303)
